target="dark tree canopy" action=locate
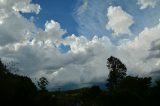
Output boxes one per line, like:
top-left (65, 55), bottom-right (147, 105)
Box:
top-left (0, 59), bottom-right (37, 105)
top-left (1, 56), bottom-right (160, 106)
top-left (117, 76), bottom-right (151, 93)
top-left (0, 59), bottom-right (9, 73)
top-left (38, 77), bottom-right (49, 91)
top-left (106, 56), bottom-right (127, 89)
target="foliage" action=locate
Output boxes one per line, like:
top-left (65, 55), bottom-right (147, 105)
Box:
top-left (0, 59), bottom-right (37, 105)
top-left (1, 58), bottom-right (160, 106)
top-left (38, 77), bottom-right (49, 91)
top-left (106, 56), bottom-right (127, 89)
top-left (117, 76), bottom-right (151, 93)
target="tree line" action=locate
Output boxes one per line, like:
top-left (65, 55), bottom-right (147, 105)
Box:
top-left (0, 56), bottom-right (160, 106)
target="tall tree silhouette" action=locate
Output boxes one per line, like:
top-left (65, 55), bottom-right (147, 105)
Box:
top-left (38, 77), bottom-right (49, 91)
top-left (106, 56), bottom-right (127, 89)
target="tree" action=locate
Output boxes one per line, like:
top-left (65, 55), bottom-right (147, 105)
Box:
top-left (0, 59), bottom-right (9, 74)
top-left (117, 76), bottom-right (151, 93)
top-left (38, 77), bottom-right (49, 91)
top-left (0, 59), bottom-right (37, 105)
top-left (106, 56), bottom-right (127, 89)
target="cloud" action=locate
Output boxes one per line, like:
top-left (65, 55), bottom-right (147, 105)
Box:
top-left (44, 20), bottom-right (66, 40)
top-left (76, 0), bottom-right (88, 15)
top-left (12, 0), bottom-right (41, 14)
top-left (118, 22), bottom-right (160, 76)
top-left (12, 21), bottom-right (160, 88)
top-left (150, 39), bottom-right (160, 51)
top-left (74, 0), bottom-right (108, 38)
top-left (106, 6), bottom-right (134, 36)
top-left (0, 0), bottom-right (40, 14)
top-left (137, 0), bottom-right (160, 9)
top-left (148, 38), bottom-right (160, 58)
top-left (0, 0), bottom-right (160, 90)
top-left (50, 22), bottom-right (160, 88)
top-left (0, 12), bottom-right (37, 46)
top-left (1, 21), bottom-right (160, 89)
top-left (35, 20), bottom-right (66, 46)
top-left (150, 70), bottom-right (160, 81)
top-left (0, 0), bottom-right (40, 46)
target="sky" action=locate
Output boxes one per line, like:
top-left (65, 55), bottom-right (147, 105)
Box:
top-left (0, 0), bottom-right (160, 90)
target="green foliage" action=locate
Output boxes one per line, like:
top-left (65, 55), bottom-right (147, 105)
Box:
top-left (106, 56), bottom-right (127, 89)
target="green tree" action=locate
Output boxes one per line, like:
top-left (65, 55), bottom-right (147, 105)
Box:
top-left (106, 56), bottom-right (127, 90)
top-left (38, 77), bottom-right (49, 91)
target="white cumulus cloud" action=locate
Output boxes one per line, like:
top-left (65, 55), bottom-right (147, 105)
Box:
top-left (118, 22), bottom-right (160, 75)
top-left (12, 0), bottom-right (41, 14)
top-left (0, 0), bottom-right (41, 46)
top-left (0, 0), bottom-right (40, 14)
top-left (137, 0), bottom-right (160, 9)
top-left (106, 6), bottom-right (134, 36)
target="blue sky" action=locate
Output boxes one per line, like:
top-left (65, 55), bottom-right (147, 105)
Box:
top-left (24, 0), bottom-right (78, 36)
top-left (0, 0), bottom-right (160, 90)
top-left (23, 0), bottom-right (160, 43)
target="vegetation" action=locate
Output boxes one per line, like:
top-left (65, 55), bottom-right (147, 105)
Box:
top-left (0, 60), bottom-right (37, 105)
top-left (38, 77), bottom-right (49, 91)
top-left (0, 57), bottom-right (160, 106)
top-left (106, 56), bottom-right (127, 89)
